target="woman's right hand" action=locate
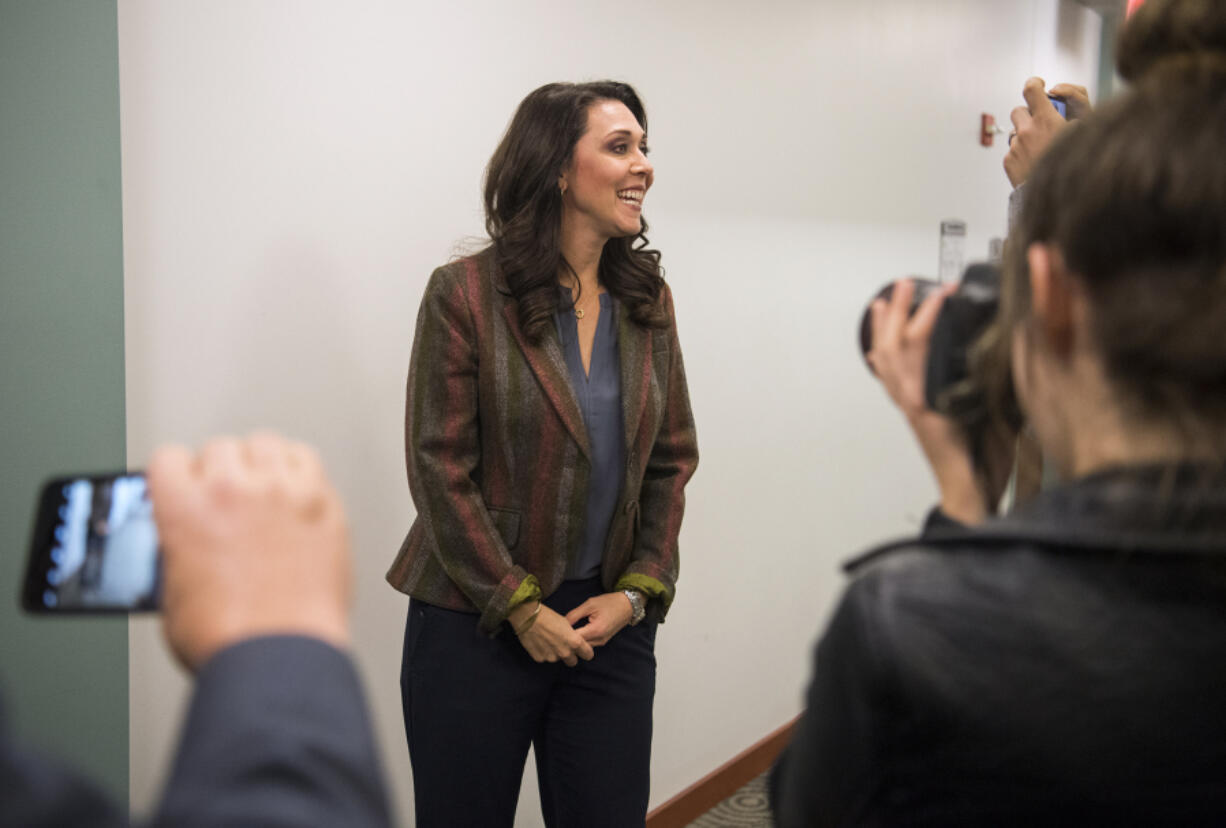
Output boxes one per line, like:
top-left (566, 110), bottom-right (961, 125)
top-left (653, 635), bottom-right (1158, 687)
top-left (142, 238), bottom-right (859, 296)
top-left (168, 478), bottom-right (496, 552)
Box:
top-left (868, 279), bottom-right (990, 525)
top-left (510, 602), bottom-right (594, 667)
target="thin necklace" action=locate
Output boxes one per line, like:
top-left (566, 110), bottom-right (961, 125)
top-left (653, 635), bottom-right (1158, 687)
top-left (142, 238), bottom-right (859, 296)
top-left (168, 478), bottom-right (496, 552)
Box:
top-left (571, 288), bottom-right (600, 319)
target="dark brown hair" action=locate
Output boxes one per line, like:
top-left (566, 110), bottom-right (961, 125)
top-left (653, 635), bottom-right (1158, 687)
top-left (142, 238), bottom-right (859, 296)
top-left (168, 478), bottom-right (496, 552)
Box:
top-left (1117, 0), bottom-right (1226, 82)
top-left (983, 55), bottom-right (1226, 457)
top-left (483, 81), bottom-right (668, 343)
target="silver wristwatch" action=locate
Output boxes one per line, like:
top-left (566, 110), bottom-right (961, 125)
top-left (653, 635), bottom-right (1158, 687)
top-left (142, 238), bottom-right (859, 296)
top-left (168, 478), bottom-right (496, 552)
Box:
top-left (623, 589), bottom-right (646, 626)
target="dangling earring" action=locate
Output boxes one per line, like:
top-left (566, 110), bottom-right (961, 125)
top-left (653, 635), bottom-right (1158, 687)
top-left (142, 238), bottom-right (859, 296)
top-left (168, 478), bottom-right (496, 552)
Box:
top-left (559, 179), bottom-right (567, 195)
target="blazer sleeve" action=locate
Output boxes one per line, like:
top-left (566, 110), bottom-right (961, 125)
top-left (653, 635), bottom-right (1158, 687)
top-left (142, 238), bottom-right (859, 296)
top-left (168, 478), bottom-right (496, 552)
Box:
top-left (405, 265), bottom-right (537, 631)
top-left (615, 284), bottom-right (699, 621)
top-left (151, 637), bottom-right (392, 828)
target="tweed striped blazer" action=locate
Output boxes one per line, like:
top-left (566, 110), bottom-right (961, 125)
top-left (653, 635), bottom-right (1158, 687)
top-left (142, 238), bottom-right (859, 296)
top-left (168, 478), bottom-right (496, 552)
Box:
top-left (386, 248), bottom-right (699, 635)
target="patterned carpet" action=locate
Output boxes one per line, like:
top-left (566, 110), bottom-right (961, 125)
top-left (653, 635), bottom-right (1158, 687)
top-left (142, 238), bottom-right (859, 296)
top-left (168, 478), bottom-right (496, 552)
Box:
top-left (684, 772), bottom-right (774, 828)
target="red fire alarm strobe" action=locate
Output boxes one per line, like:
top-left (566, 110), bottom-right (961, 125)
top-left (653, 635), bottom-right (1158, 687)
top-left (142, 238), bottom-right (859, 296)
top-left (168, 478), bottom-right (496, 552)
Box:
top-left (981, 113), bottom-right (999, 147)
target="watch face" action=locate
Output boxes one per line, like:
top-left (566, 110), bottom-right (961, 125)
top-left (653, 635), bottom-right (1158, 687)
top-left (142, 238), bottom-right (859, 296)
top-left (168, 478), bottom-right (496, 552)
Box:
top-left (623, 590), bottom-right (645, 624)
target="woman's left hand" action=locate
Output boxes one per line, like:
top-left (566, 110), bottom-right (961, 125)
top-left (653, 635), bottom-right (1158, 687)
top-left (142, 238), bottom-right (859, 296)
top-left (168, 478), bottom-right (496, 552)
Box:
top-left (566, 592), bottom-right (634, 647)
top-left (1004, 77), bottom-right (1089, 187)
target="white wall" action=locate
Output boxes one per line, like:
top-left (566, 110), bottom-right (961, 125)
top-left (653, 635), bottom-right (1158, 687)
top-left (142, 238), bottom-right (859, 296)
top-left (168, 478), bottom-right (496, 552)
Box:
top-left (118, 1), bottom-right (1101, 823)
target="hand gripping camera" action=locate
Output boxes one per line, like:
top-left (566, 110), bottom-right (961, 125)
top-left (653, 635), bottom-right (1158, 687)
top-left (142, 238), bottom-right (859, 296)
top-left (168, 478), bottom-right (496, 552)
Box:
top-left (858, 262), bottom-right (1022, 475)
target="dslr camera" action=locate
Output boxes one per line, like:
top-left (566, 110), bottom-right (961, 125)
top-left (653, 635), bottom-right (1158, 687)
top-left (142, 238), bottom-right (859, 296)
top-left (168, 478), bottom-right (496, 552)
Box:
top-left (859, 262), bottom-right (1019, 465)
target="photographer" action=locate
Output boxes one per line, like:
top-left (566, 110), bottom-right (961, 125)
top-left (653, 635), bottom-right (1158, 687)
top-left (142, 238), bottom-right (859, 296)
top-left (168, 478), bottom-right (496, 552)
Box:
top-left (772, 48), bottom-right (1226, 827)
top-left (873, 0), bottom-right (1226, 529)
top-left (1, 433), bottom-right (392, 828)
top-left (863, 84), bottom-right (1081, 529)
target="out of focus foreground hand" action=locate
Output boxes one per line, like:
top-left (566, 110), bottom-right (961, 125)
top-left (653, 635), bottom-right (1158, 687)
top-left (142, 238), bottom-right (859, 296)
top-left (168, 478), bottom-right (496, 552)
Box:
top-left (148, 432), bottom-right (352, 672)
top-left (1004, 77), bottom-right (1091, 187)
top-left (867, 279), bottom-right (987, 525)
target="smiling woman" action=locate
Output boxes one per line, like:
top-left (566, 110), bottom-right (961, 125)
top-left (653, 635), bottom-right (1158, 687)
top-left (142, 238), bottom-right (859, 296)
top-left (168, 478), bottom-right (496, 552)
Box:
top-left (387, 81), bottom-right (699, 827)
top-left (483, 82), bottom-right (672, 346)
top-left (560, 99), bottom-right (654, 253)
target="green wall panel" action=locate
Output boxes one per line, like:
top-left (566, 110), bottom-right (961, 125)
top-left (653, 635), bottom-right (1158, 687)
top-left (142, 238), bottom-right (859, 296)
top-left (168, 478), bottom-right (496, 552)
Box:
top-left (0, 0), bottom-right (128, 803)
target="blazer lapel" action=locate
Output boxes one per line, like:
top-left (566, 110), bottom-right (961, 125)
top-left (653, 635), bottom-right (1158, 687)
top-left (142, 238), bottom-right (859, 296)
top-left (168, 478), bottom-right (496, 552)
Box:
top-left (501, 301), bottom-right (591, 460)
top-left (618, 301), bottom-right (652, 461)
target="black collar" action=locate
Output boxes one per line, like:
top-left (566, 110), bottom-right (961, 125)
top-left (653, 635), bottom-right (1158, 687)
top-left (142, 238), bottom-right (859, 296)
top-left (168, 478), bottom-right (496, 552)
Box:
top-left (847, 463), bottom-right (1226, 573)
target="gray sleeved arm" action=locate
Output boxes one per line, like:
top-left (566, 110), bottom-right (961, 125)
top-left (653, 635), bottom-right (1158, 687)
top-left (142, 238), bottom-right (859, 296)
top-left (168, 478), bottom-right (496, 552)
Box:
top-left (1008, 184), bottom-right (1027, 234)
top-left (151, 636), bottom-right (392, 828)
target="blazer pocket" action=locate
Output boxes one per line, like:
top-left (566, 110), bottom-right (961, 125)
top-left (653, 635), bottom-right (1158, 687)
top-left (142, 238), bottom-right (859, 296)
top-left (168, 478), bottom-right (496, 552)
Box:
top-left (604, 500), bottom-right (639, 568)
top-left (486, 506), bottom-right (521, 550)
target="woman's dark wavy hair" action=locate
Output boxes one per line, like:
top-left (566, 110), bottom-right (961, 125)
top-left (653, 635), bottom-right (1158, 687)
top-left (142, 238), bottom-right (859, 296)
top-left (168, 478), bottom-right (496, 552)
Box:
top-left (483, 81), bottom-right (669, 343)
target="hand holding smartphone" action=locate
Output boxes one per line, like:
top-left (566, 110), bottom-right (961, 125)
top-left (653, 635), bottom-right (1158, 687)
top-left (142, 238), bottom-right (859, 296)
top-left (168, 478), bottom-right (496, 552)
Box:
top-left (22, 433), bottom-right (352, 679)
top-left (23, 472), bottom-right (160, 612)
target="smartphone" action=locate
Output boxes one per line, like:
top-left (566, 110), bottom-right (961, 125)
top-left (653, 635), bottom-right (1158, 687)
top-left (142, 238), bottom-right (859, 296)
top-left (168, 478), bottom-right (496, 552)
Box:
top-left (22, 472), bottom-right (160, 613)
top-left (1049, 95), bottom-right (1068, 119)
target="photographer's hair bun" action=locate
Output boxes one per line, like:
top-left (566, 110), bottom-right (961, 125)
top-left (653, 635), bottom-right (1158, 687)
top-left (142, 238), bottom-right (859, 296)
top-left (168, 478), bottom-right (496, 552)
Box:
top-left (1117, 0), bottom-right (1226, 82)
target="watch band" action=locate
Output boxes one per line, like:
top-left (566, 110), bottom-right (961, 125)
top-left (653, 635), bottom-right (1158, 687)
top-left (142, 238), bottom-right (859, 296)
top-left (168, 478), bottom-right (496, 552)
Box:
top-left (622, 589), bottom-right (646, 626)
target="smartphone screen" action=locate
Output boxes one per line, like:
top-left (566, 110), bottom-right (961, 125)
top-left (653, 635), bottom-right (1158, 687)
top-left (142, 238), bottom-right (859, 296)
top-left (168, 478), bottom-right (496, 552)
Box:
top-left (23, 472), bottom-right (160, 612)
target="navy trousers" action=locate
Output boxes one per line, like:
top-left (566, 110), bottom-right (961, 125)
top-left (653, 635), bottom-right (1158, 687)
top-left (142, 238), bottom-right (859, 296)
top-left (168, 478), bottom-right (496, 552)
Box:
top-left (400, 576), bottom-right (657, 828)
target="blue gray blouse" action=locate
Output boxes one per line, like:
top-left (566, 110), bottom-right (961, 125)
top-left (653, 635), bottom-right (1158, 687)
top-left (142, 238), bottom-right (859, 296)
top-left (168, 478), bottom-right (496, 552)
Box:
top-left (555, 287), bottom-right (626, 580)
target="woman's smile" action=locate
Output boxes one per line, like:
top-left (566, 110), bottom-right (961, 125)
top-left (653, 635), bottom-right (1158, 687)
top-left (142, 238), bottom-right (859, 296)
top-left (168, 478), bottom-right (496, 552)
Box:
top-left (617, 188), bottom-right (645, 211)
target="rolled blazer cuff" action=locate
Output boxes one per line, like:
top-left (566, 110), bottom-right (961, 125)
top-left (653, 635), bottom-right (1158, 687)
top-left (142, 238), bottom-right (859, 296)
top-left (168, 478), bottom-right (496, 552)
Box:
top-left (505, 575), bottom-right (542, 615)
top-left (615, 568), bottom-right (674, 623)
top-left (479, 566), bottom-right (535, 636)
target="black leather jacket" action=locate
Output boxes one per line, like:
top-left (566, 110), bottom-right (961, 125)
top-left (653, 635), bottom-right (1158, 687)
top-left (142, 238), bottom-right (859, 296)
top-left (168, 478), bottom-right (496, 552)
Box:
top-left (771, 464), bottom-right (1226, 826)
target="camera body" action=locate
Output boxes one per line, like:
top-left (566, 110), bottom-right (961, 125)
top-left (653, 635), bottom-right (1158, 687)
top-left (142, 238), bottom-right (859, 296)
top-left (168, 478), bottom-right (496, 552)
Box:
top-left (924, 263), bottom-right (1002, 412)
top-left (859, 261), bottom-right (1005, 432)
